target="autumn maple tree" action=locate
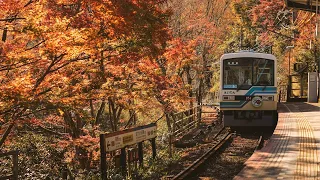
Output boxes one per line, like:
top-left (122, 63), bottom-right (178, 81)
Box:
top-left (3, 0), bottom-right (318, 178)
top-left (0, 0), bottom-right (191, 175)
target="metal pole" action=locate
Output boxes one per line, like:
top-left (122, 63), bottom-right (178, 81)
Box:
top-left (317, 0), bottom-right (320, 102)
top-left (288, 49), bottom-right (291, 101)
top-left (286, 46), bottom-right (294, 100)
top-left (289, 50), bottom-right (291, 76)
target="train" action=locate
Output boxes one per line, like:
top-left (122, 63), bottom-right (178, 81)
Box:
top-left (219, 51), bottom-right (278, 128)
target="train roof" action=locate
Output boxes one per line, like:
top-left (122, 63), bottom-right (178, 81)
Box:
top-left (220, 51), bottom-right (276, 62)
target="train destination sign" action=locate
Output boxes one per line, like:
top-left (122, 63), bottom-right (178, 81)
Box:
top-left (104, 123), bottom-right (157, 152)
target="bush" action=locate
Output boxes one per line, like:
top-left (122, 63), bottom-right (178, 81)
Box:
top-left (5, 132), bottom-right (65, 179)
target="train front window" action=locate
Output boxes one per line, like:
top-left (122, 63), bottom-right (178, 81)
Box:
top-left (223, 59), bottom-right (252, 89)
top-left (223, 58), bottom-right (274, 89)
top-left (253, 59), bottom-right (274, 86)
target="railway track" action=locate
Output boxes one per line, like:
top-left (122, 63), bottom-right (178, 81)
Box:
top-left (163, 129), bottom-right (268, 180)
top-left (197, 133), bottom-right (267, 179)
top-left (162, 128), bottom-right (232, 180)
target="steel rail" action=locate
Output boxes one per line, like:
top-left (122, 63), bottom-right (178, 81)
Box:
top-left (171, 130), bottom-right (232, 180)
top-left (255, 135), bottom-right (264, 151)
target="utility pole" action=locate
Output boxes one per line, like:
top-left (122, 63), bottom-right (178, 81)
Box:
top-left (289, 50), bottom-right (291, 76)
top-left (316, 0), bottom-right (319, 102)
top-left (286, 45), bottom-right (294, 100)
top-left (286, 46), bottom-right (294, 77)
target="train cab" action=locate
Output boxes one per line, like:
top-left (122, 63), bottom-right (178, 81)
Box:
top-left (219, 51), bottom-right (278, 128)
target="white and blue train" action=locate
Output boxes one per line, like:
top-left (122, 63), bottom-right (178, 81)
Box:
top-left (219, 51), bottom-right (278, 127)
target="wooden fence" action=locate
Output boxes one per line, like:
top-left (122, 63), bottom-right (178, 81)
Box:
top-left (169, 104), bottom-right (219, 142)
top-left (170, 105), bottom-right (201, 141)
top-left (0, 150), bottom-right (18, 180)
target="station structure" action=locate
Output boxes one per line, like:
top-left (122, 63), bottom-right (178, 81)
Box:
top-left (234, 102), bottom-right (320, 179)
top-left (233, 2), bottom-right (320, 178)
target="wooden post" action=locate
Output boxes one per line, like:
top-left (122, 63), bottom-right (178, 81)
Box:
top-left (128, 149), bottom-right (132, 177)
top-left (138, 142), bottom-right (143, 167)
top-left (165, 114), bottom-right (172, 158)
top-left (62, 169), bottom-right (68, 180)
top-left (12, 151), bottom-right (18, 180)
top-left (198, 105), bottom-right (202, 126)
top-left (120, 148), bottom-right (127, 176)
top-left (115, 154), bottom-right (121, 169)
top-left (100, 134), bottom-right (107, 180)
top-left (151, 138), bottom-right (156, 159)
top-left (172, 114), bottom-right (176, 139)
top-left (134, 149), bottom-right (138, 172)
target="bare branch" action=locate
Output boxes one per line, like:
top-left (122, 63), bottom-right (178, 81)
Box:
top-left (26, 40), bottom-right (46, 51)
top-left (49, 54), bottom-right (90, 73)
top-left (0, 17), bottom-right (25, 22)
top-left (24, 0), bottom-right (34, 7)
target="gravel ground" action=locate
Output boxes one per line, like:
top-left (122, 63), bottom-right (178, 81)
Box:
top-left (166, 123), bottom-right (224, 176)
top-left (195, 134), bottom-right (260, 180)
top-left (161, 105), bottom-right (275, 180)
top-left (163, 127), bottom-right (274, 180)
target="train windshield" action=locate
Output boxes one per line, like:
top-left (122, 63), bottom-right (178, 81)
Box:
top-left (223, 58), bottom-right (274, 89)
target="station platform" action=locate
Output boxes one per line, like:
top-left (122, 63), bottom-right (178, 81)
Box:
top-left (234, 102), bottom-right (320, 180)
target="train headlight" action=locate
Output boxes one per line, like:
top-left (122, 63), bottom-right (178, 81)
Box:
top-left (222, 95), bottom-right (235, 101)
top-left (262, 96), bottom-right (274, 101)
top-left (252, 96), bottom-right (263, 107)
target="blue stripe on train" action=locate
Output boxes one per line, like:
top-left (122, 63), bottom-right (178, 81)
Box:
top-left (220, 101), bottom-right (247, 108)
top-left (220, 87), bottom-right (277, 108)
top-left (245, 87), bottom-right (277, 96)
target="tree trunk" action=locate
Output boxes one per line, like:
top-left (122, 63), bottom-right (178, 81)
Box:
top-left (76, 146), bottom-right (90, 170)
top-left (165, 114), bottom-right (172, 158)
top-left (0, 123), bottom-right (14, 148)
top-left (108, 100), bottom-right (115, 131)
top-left (95, 101), bottom-right (106, 125)
top-left (89, 99), bottom-right (95, 118)
top-left (107, 97), bottom-right (123, 131)
top-left (185, 65), bottom-right (194, 122)
top-left (62, 109), bottom-right (91, 170)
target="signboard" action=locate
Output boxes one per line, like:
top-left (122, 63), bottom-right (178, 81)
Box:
top-left (223, 85), bottom-right (237, 89)
top-left (286, 0), bottom-right (320, 13)
top-left (104, 123), bottom-right (157, 152)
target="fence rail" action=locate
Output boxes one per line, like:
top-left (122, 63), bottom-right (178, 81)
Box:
top-left (169, 104), bottom-right (219, 142)
top-left (170, 106), bottom-right (201, 141)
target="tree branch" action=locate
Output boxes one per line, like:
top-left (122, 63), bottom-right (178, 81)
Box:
top-left (24, 0), bottom-right (34, 7)
top-left (26, 40), bottom-right (46, 51)
top-left (49, 55), bottom-right (90, 73)
top-left (0, 17), bottom-right (25, 22)
top-left (33, 53), bottom-right (66, 90)
top-left (2, 27), bottom-right (7, 42)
